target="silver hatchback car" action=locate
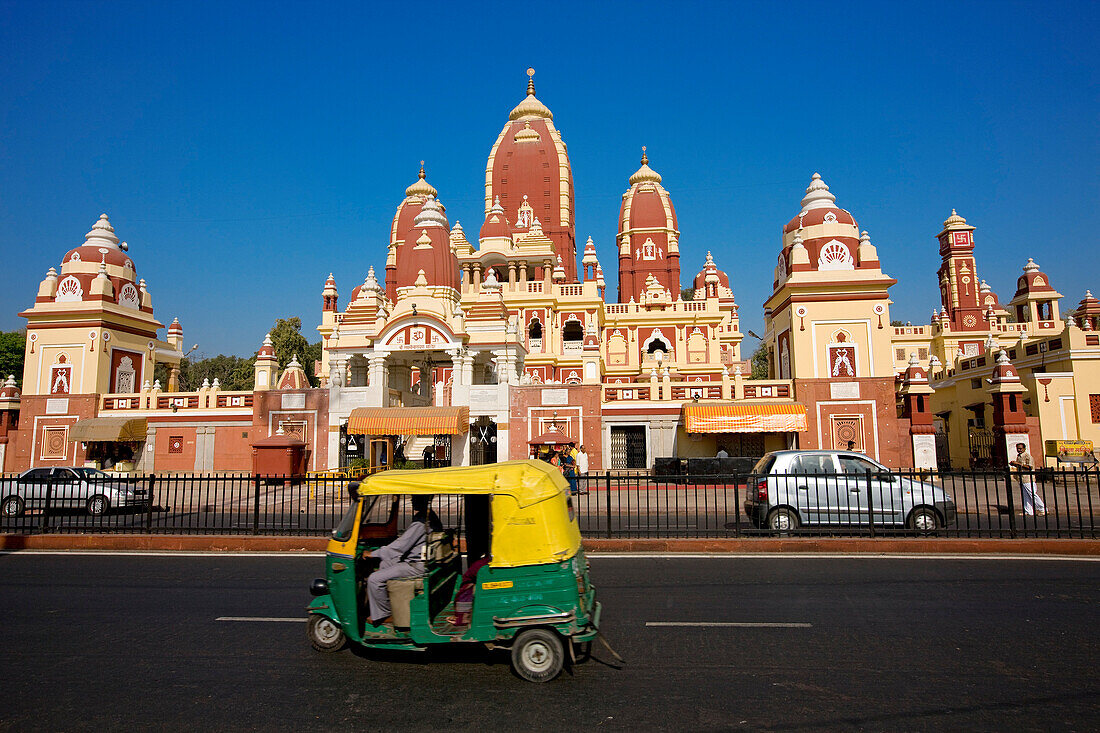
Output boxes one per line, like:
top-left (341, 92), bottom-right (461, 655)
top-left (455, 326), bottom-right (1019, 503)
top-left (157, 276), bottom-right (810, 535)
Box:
top-left (743, 450), bottom-right (956, 533)
top-left (1, 467), bottom-right (148, 517)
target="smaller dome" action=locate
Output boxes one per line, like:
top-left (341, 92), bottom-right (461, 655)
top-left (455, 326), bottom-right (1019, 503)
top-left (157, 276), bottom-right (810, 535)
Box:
top-left (412, 196), bottom-right (448, 229)
top-left (479, 196), bottom-right (513, 241)
top-left (514, 121), bottom-right (541, 142)
top-left (943, 209), bottom-right (967, 227)
top-left (405, 163), bottom-right (438, 198)
top-left (0, 374), bottom-right (20, 400)
top-left (63, 213), bottom-right (134, 269)
top-left (257, 333), bottom-right (276, 360)
top-left (167, 317), bottom-right (183, 336)
top-left (509, 69), bottom-right (553, 121)
top-left (693, 251), bottom-right (730, 292)
top-left (628, 147), bottom-right (662, 185)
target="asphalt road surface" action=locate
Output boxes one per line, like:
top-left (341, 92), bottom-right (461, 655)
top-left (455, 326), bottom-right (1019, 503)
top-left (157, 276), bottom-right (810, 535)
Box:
top-left (1, 553), bottom-right (1098, 731)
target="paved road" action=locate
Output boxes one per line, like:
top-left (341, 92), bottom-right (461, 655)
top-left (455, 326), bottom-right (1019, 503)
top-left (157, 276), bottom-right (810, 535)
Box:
top-left (1, 554), bottom-right (1098, 731)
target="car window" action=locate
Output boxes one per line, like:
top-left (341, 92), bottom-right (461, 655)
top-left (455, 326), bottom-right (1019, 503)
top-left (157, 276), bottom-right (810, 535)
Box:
top-left (54, 469), bottom-right (79, 482)
top-left (838, 455), bottom-right (880, 475)
top-left (24, 468), bottom-right (51, 481)
top-left (752, 455), bottom-right (776, 475)
top-left (792, 455), bottom-right (836, 474)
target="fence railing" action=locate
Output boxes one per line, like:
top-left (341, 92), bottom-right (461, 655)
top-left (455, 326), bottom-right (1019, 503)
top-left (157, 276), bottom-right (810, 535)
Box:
top-left (1, 467), bottom-right (1097, 539)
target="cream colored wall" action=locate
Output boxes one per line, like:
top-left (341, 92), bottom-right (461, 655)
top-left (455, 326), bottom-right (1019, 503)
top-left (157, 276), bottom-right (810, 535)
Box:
top-left (792, 299), bottom-right (894, 379)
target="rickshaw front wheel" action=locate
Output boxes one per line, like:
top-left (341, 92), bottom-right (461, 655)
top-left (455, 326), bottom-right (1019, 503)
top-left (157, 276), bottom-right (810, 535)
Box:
top-left (307, 614), bottom-right (346, 652)
top-left (510, 628), bottom-right (565, 683)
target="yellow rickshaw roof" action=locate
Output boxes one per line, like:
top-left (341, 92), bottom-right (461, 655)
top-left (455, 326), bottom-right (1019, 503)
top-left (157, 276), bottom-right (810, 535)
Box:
top-left (359, 459), bottom-right (568, 508)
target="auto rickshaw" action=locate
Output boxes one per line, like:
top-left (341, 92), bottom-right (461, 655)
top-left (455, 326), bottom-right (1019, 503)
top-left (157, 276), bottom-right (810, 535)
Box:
top-left (306, 459), bottom-right (602, 682)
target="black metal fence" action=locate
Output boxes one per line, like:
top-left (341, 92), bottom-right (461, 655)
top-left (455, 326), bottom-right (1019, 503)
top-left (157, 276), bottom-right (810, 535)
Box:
top-left (1, 467), bottom-right (1097, 539)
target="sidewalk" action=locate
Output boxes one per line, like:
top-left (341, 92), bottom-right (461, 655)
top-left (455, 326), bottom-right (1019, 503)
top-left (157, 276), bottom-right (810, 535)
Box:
top-left (2, 533), bottom-right (1099, 555)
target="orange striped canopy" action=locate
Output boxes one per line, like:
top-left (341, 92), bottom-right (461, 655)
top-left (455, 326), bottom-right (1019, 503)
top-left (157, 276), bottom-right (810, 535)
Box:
top-left (683, 403), bottom-right (808, 433)
top-left (347, 406), bottom-right (470, 436)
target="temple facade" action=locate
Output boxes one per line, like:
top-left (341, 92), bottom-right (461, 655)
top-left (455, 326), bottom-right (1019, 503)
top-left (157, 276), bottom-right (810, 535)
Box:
top-left (3, 71), bottom-right (1100, 474)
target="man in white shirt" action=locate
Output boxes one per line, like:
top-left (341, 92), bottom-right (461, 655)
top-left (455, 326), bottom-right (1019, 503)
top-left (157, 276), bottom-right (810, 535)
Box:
top-left (575, 445), bottom-right (589, 494)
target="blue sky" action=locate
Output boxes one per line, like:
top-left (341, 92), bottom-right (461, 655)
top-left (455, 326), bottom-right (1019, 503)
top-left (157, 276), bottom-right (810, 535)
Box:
top-left (1, 1), bottom-right (1097, 358)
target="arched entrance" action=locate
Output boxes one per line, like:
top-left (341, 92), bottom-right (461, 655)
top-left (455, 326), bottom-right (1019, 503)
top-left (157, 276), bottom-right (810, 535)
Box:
top-left (469, 416), bottom-right (497, 465)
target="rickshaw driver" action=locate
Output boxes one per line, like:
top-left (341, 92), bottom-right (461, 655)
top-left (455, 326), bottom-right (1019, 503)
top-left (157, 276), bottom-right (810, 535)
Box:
top-left (362, 495), bottom-right (440, 626)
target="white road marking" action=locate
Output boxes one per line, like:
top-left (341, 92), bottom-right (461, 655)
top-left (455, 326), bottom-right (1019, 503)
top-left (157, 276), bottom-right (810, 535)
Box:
top-left (216, 616), bottom-right (307, 623)
top-left (647, 621), bottom-right (812, 628)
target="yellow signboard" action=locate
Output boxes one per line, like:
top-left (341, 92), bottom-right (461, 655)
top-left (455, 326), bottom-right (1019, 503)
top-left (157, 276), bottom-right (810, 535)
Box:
top-left (482, 580), bottom-right (514, 590)
top-left (1044, 440), bottom-right (1095, 457)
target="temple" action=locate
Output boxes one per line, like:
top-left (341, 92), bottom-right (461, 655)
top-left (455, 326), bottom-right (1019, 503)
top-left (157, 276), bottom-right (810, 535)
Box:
top-left (3, 70), bottom-right (1099, 473)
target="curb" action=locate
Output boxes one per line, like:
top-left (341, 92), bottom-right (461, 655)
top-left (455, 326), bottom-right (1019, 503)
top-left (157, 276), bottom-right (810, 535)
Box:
top-left (2, 534), bottom-right (1099, 555)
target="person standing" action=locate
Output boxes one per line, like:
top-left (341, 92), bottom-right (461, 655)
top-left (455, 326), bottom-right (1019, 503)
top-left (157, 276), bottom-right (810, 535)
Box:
top-left (575, 445), bottom-right (589, 495)
top-left (562, 446), bottom-right (578, 495)
top-left (1010, 442), bottom-right (1046, 516)
top-left (422, 443), bottom-right (434, 469)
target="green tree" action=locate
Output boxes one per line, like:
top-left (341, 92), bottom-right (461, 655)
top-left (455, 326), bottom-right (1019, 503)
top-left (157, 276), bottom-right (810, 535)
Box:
top-left (0, 330), bottom-right (26, 387)
top-left (750, 341), bottom-right (770, 379)
top-left (153, 353), bottom-right (255, 392)
top-left (268, 317), bottom-right (320, 386)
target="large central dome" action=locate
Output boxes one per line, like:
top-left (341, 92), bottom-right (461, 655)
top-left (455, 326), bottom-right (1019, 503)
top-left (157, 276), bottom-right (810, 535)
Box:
top-left (485, 69), bottom-right (576, 280)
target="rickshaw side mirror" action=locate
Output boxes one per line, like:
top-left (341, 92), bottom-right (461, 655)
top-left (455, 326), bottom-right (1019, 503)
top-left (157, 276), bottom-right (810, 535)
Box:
top-left (348, 481), bottom-right (360, 499)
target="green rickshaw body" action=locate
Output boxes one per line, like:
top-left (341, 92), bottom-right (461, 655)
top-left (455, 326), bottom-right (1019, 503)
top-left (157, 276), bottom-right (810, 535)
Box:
top-left (307, 460), bottom-right (600, 655)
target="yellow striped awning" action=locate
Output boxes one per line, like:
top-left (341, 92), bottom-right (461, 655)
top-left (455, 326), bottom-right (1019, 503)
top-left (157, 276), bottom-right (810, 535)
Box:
top-left (69, 417), bottom-right (147, 442)
top-left (683, 403), bottom-right (808, 433)
top-left (347, 406), bottom-right (470, 436)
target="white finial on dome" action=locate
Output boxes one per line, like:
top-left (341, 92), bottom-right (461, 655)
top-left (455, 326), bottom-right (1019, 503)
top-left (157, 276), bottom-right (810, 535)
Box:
top-left (365, 265), bottom-right (379, 292)
top-left (201, 378), bottom-right (211, 390)
top-left (705, 251), bottom-right (715, 267)
top-left (1087, 290), bottom-right (1094, 299)
top-left (1067, 315), bottom-right (1076, 328)
top-left (263, 333), bottom-right (273, 347)
top-left (84, 213), bottom-right (121, 247)
top-left (413, 195), bottom-right (448, 229)
top-left (490, 196), bottom-right (504, 214)
top-left (211, 378), bottom-right (220, 389)
top-left (800, 172), bottom-right (837, 212)
top-left (1023, 258), bottom-right (1040, 273)
top-left (996, 349), bottom-right (1011, 365)
top-left (908, 353), bottom-right (920, 367)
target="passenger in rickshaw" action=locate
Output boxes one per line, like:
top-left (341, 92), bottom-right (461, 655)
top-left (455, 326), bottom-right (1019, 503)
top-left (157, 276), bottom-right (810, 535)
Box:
top-left (362, 495), bottom-right (442, 626)
top-left (443, 552), bottom-right (492, 630)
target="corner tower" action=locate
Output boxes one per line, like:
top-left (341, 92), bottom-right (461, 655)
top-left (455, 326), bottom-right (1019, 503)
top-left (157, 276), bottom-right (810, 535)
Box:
top-left (617, 148), bottom-right (681, 302)
top-left (485, 69), bottom-right (576, 280)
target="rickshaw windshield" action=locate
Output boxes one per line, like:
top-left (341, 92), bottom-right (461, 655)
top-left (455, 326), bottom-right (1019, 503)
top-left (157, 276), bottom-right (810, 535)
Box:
top-left (332, 496), bottom-right (380, 541)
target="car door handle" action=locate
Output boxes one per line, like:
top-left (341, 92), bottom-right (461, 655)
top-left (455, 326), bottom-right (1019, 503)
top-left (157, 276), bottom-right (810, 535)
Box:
top-left (797, 485), bottom-right (808, 491)
top-left (849, 488), bottom-right (861, 493)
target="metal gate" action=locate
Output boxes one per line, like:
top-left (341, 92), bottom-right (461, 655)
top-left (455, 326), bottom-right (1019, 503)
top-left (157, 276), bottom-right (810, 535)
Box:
top-left (469, 416), bottom-right (497, 465)
top-left (610, 426), bottom-right (647, 469)
top-left (935, 428), bottom-right (951, 471)
top-left (967, 427), bottom-right (995, 468)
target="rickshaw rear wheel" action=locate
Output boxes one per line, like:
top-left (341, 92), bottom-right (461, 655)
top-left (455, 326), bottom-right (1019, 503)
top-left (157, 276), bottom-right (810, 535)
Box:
top-left (307, 614), bottom-right (346, 652)
top-left (511, 628), bottom-right (565, 683)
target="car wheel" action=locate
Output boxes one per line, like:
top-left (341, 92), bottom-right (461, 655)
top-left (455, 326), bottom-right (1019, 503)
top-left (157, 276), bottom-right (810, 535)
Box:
top-left (907, 507), bottom-right (942, 534)
top-left (307, 614), bottom-right (346, 652)
top-left (1, 496), bottom-right (25, 517)
top-left (768, 508), bottom-right (799, 535)
top-left (511, 628), bottom-right (565, 683)
top-left (86, 495), bottom-right (110, 516)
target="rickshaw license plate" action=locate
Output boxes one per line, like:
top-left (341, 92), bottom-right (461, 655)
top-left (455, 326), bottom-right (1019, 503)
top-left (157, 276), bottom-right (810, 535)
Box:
top-left (482, 580), bottom-right (514, 590)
